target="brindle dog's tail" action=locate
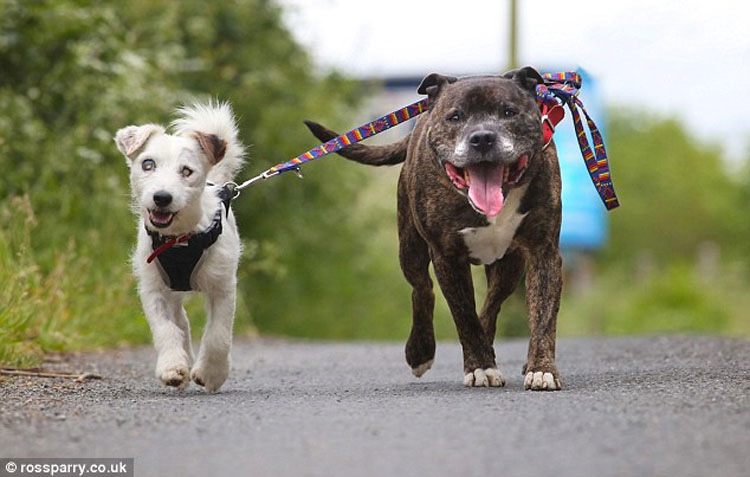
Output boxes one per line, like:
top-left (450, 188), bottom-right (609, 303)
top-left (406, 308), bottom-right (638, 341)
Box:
top-left (303, 120), bottom-right (408, 166)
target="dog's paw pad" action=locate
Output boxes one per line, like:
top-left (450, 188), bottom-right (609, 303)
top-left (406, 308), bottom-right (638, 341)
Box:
top-left (523, 371), bottom-right (561, 391)
top-left (160, 366), bottom-right (190, 389)
top-left (411, 359), bottom-right (434, 378)
top-left (464, 368), bottom-right (505, 387)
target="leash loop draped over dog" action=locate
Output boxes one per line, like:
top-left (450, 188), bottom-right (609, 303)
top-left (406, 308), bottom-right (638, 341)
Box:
top-left (230, 71), bottom-right (618, 210)
top-left (536, 72), bottom-right (619, 210)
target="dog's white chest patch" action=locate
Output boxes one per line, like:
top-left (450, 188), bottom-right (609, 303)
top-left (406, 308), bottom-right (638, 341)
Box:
top-left (460, 184), bottom-right (529, 265)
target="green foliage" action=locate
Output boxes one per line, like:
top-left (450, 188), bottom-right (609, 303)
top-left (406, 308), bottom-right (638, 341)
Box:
top-left (0, 0), bottom-right (365, 365)
top-left (556, 110), bottom-right (750, 338)
top-left (558, 263), bottom-right (746, 337)
top-left (604, 110), bottom-right (748, 265)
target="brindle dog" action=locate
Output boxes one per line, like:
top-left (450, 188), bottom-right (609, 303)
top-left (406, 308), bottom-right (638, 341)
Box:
top-left (305, 66), bottom-right (563, 390)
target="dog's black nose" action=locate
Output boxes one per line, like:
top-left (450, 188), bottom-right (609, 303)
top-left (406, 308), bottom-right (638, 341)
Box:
top-left (153, 191), bottom-right (173, 208)
top-left (469, 131), bottom-right (496, 153)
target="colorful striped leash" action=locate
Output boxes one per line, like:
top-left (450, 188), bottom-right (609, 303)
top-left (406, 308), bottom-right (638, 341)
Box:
top-left (227, 71), bottom-right (618, 211)
top-left (537, 72), bottom-right (619, 210)
top-left (226, 98), bottom-right (430, 194)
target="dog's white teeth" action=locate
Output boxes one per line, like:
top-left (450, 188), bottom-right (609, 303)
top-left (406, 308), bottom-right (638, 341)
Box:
top-left (149, 211), bottom-right (174, 225)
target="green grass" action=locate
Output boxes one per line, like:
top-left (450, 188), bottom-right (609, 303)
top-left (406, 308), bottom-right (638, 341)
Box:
top-left (0, 196), bottom-right (148, 368)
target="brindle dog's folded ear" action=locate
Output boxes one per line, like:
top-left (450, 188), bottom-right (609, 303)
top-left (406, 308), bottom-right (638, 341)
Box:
top-left (503, 66), bottom-right (544, 97)
top-left (417, 73), bottom-right (458, 98)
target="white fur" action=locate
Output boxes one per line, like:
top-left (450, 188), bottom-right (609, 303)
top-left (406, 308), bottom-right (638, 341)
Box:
top-left (459, 183), bottom-right (529, 265)
top-left (464, 368), bottom-right (505, 387)
top-left (524, 371), bottom-right (561, 391)
top-left (115, 101), bottom-right (246, 392)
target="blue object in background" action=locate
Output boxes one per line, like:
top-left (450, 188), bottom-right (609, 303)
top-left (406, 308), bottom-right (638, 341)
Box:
top-left (555, 68), bottom-right (608, 251)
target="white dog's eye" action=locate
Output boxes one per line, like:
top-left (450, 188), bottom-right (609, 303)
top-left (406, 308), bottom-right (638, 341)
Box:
top-left (141, 159), bottom-right (156, 171)
top-left (181, 166), bottom-right (194, 178)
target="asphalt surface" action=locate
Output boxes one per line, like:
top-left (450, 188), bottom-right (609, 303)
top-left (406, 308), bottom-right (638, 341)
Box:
top-left (1, 336), bottom-right (748, 477)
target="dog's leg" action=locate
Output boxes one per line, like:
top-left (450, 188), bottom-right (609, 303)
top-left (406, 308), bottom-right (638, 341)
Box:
top-left (478, 249), bottom-right (525, 344)
top-left (191, 288), bottom-right (235, 392)
top-left (140, 289), bottom-right (192, 389)
top-left (400, 216), bottom-right (436, 378)
top-left (175, 305), bottom-right (195, 368)
top-left (523, 247), bottom-right (563, 391)
top-left (432, 255), bottom-right (504, 387)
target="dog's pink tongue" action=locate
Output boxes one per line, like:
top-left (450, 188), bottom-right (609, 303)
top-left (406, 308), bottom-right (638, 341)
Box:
top-left (466, 163), bottom-right (505, 217)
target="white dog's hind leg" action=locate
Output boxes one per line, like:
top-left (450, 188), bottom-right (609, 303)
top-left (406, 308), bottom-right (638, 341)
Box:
top-left (140, 289), bottom-right (193, 389)
top-left (191, 289), bottom-right (235, 392)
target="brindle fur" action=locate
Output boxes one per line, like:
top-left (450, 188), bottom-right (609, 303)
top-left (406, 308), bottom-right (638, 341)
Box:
top-left (305, 67), bottom-right (563, 389)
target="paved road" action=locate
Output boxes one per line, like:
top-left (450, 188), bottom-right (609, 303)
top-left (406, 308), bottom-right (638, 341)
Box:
top-left (1, 336), bottom-right (748, 477)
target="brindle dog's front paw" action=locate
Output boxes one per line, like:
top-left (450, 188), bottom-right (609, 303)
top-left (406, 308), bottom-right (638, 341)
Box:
top-left (522, 363), bottom-right (562, 391)
top-left (405, 329), bottom-right (436, 378)
top-left (464, 368), bottom-right (505, 387)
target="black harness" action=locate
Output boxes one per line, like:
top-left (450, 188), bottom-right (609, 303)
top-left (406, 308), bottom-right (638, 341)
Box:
top-left (147, 186), bottom-right (233, 291)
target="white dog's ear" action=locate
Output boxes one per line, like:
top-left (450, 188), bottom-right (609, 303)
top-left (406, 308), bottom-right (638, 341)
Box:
top-left (193, 131), bottom-right (227, 165)
top-left (114, 124), bottom-right (165, 161)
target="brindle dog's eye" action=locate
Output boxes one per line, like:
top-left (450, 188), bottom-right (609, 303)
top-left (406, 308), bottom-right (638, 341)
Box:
top-left (141, 159), bottom-right (155, 171)
top-left (181, 166), bottom-right (193, 178)
top-left (447, 111), bottom-right (462, 122)
top-left (503, 108), bottom-right (518, 118)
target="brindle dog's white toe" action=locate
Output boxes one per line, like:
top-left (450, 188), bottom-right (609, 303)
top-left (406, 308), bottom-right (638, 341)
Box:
top-left (524, 371), bottom-right (561, 391)
top-left (411, 359), bottom-right (434, 378)
top-left (464, 367), bottom-right (505, 387)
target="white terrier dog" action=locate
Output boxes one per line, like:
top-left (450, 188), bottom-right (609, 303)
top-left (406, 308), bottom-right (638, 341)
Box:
top-left (115, 101), bottom-right (245, 392)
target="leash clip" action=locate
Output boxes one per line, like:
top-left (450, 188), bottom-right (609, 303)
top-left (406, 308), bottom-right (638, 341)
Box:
top-left (223, 181), bottom-right (241, 199)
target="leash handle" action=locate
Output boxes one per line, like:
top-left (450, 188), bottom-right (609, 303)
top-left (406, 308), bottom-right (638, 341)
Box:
top-left (537, 72), bottom-right (619, 210)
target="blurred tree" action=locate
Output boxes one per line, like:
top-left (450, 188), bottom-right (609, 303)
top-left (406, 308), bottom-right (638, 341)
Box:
top-left (603, 109), bottom-right (747, 267)
top-left (0, 0), bottom-right (381, 350)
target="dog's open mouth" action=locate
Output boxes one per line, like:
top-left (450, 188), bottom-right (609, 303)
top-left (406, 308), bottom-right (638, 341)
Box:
top-left (444, 155), bottom-right (528, 217)
top-left (149, 209), bottom-right (176, 228)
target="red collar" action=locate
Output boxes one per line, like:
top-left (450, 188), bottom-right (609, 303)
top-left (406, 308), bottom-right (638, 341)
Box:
top-left (540, 102), bottom-right (565, 148)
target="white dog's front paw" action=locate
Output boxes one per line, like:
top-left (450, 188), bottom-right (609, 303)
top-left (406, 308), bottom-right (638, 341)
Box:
top-left (191, 358), bottom-right (230, 392)
top-left (156, 357), bottom-right (191, 389)
top-left (464, 368), bottom-right (505, 387)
